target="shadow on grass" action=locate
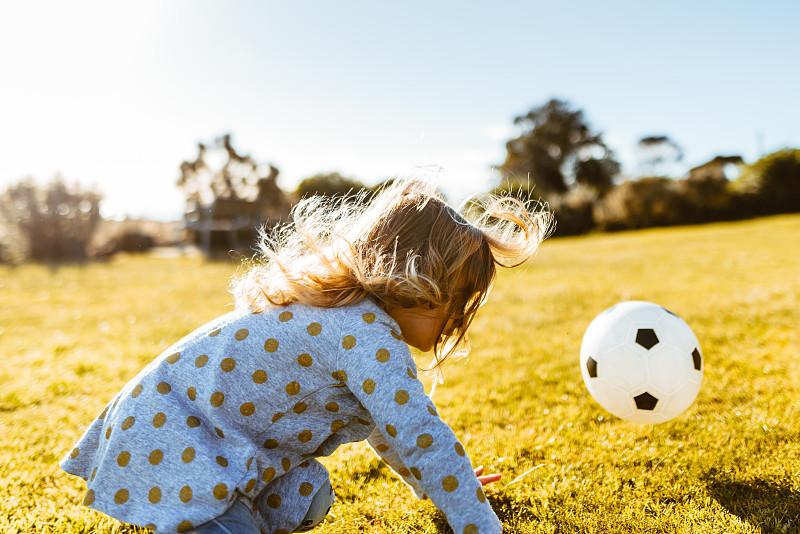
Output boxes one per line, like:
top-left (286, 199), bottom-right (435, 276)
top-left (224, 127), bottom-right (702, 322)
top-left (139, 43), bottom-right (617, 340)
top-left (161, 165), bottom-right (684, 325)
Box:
top-left (428, 492), bottom-right (540, 533)
top-left (706, 476), bottom-right (800, 534)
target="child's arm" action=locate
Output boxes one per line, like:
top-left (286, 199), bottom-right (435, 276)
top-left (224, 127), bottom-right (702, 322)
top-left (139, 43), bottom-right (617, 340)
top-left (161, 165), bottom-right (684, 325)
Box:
top-left (337, 315), bottom-right (504, 533)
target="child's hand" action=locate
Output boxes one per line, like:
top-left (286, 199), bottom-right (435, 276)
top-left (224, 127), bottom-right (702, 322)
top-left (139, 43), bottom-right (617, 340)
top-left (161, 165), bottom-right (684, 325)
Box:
top-left (474, 466), bottom-right (502, 486)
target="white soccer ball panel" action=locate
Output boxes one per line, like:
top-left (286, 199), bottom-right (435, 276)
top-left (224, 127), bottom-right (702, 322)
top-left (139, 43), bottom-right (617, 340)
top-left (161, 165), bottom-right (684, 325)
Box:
top-left (646, 342), bottom-right (691, 395)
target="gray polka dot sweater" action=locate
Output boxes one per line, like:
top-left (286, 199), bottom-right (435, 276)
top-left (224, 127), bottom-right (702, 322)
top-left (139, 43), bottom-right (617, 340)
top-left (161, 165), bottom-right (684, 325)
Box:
top-left (61, 299), bottom-right (502, 533)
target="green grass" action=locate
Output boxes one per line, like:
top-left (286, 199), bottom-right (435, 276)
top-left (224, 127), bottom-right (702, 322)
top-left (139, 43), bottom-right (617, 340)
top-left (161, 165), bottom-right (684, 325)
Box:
top-left (1, 215), bottom-right (799, 533)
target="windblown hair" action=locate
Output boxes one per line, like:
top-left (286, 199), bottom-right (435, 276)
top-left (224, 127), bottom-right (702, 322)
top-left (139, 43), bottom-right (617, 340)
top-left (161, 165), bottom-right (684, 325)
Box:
top-left (232, 179), bottom-right (553, 369)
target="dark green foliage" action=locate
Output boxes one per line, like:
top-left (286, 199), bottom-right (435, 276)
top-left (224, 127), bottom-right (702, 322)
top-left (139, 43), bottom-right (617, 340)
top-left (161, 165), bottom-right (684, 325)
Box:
top-left (733, 148), bottom-right (800, 215)
top-left (295, 172), bottom-right (366, 198)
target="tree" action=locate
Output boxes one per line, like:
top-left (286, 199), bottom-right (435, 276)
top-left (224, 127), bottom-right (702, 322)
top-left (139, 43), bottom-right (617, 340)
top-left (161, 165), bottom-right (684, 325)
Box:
top-left (295, 172), bottom-right (366, 198)
top-left (178, 134), bottom-right (281, 206)
top-left (499, 99), bottom-right (620, 198)
top-left (636, 135), bottom-right (684, 177)
top-left (0, 176), bottom-right (102, 262)
top-left (178, 134), bottom-right (290, 254)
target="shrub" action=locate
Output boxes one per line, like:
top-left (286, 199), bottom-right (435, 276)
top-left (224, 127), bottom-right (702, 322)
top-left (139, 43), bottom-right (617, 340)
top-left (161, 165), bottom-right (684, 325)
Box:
top-left (0, 177), bottom-right (102, 262)
top-left (594, 177), bottom-right (689, 231)
top-left (733, 148), bottom-right (800, 215)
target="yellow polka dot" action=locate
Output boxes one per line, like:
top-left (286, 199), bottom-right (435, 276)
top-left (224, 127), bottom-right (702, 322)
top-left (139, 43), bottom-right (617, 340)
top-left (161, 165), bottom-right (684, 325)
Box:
top-left (299, 482), bottom-right (314, 496)
top-left (182, 447), bottom-right (195, 463)
top-left (264, 439), bottom-right (279, 449)
top-left (307, 322), bottom-right (322, 336)
top-left (272, 412), bottom-right (284, 423)
top-left (263, 466), bottom-right (276, 482)
top-left (410, 467), bottom-right (422, 480)
top-left (131, 384), bottom-right (143, 398)
top-left (442, 475), bottom-right (459, 492)
top-left (187, 387), bottom-right (196, 401)
top-left (90, 467), bottom-right (97, 481)
top-left (98, 405), bottom-right (109, 419)
top-left (208, 328), bottom-right (221, 337)
top-left (266, 494), bottom-right (281, 508)
top-left (331, 420), bottom-right (344, 432)
top-left (177, 521), bottom-right (194, 533)
top-left (332, 370), bottom-right (347, 382)
top-left (220, 358), bottom-right (236, 372)
top-left (215, 427), bottom-right (225, 438)
top-left (264, 338), bottom-right (279, 352)
top-left (213, 484), bottom-right (228, 500)
top-left (216, 456), bottom-right (228, 467)
top-left (357, 417), bottom-right (371, 425)
top-left (325, 402), bottom-right (339, 412)
top-left (235, 329), bottom-right (249, 341)
top-left (395, 390), bottom-right (409, 405)
top-left (210, 391), bottom-right (225, 407)
top-left (285, 382), bottom-right (301, 395)
top-left (477, 486), bottom-right (486, 503)
top-left (253, 369), bottom-right (268, 383)
top-left (407, 367), bottom-right (417, 379)
top-left (281, 458), bottom-right (291, 471)
top-left (362, 312), bottom-right (376, 323)
top-left (293, 402), bottom-right (308, 414)
top-left (180, 486), bottom-right (192, 503)
top-left (297, 353), bottom-right (313, 367)
top-left (166, 352), bottom-right (180, 364)
top-left (246, 457), bottom-right (253, 469)
top-left (114, 488), bottom-right (129, 504)
top-left (464, 525), bottom-right (479, 534)
top-left (376, 444), bottom-right (390, 453)
top-left (149, 487), bottom-right (162, 503)
top-left (279, 311), bottom-right (293, 322)
top-left (391, 330), bottom-right (403, 341)
top-left (376, 348), bottom-right (390, 362)
top-left (105, 427), bottom-right (112, 439)
top-left (454, 442), bottom-right (466, 456)
top-left (342, 335), bottom-right (356, 349)
top-left (362, 379), bottom-right (375, 394)
top-left (385, 424), bottom-right (397, 437)
top-left (117, 451), bottom-right (131, 467)
top-left (428, 405), bottom-right (438, 416)
top-left (83, 489), bottom-right (95, 505)
top-left (157, 382), bottom-right (171, 394)
top-left (195, 354), bottom-right (208, 367)
top-left (298, 430), bottom-right (312, 442)
top-left (240, 402), bottom-right (255, 416)
top-left (149, 449), bottom-right (163, 465)
top-left (398, 467), bottom-right (411, 477)
top-left (153, 412), bottom-right (166, 427)
top-left (187, 416), bottom-right (200, 428)
top-left (69, 447), bottom-right (79, 459)
top-left (121, 416), bottom-right (135, 430)
top-left (416, 434), bottom-right (433, 448)
top-left (145, 525), bottom-right (157, 531)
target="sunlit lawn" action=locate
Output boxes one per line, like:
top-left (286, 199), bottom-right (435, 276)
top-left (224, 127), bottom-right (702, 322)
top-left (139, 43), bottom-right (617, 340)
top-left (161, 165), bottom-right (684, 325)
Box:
top-left (1, 214), bottom-right (798, 533)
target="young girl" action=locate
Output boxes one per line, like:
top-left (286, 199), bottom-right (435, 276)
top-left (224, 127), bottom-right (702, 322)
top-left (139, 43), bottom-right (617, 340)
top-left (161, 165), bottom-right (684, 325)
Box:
top-left (61, 179), bottom-right (553, 534)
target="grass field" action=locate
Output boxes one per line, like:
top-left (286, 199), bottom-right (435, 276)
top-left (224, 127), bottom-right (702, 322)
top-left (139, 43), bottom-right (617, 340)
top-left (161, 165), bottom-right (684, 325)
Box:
top-left (1, 214), bottom-right (799, 534)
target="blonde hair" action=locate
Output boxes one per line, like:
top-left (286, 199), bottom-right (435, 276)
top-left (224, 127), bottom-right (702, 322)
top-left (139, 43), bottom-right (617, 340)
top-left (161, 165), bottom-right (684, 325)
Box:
top-left (232, 179), bottom-right (553, 368)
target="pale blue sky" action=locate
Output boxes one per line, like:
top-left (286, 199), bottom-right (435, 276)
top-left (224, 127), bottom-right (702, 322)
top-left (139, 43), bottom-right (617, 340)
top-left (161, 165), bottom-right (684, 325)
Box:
top-left (1, 1), bottom-right (798, 219)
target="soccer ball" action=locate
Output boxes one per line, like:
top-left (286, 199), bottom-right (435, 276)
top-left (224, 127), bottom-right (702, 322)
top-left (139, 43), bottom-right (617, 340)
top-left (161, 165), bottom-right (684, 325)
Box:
top-left (579, 301), bottom-right (703, 424)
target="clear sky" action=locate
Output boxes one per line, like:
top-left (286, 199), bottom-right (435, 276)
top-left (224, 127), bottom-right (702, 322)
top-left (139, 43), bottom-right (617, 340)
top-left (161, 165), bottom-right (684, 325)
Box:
top-left (1, 1), bottom-right (798, 220)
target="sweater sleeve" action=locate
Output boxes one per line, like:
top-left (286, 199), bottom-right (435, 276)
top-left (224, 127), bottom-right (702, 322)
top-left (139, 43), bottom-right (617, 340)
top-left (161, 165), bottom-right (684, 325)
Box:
top-left (366, 427), bottom-right (426, 499)
top-left (335, 309), bottom-right (502, 534)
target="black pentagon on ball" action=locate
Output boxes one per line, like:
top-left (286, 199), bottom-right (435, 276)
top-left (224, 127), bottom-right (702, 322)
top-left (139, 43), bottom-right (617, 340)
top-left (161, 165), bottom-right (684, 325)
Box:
top-left (586, 356), bottom-right (598, 378)
top-left (634, 392), bottom-right (659, 411)
top-left (635, 328), bottom-right (659, 350)
top-left (692, 348), bottom-right (702, 370)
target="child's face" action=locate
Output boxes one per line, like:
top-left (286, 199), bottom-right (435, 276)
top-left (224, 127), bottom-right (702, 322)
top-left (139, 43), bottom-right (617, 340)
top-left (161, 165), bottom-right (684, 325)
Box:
top-left (386, 305), bottom-right (453, 353)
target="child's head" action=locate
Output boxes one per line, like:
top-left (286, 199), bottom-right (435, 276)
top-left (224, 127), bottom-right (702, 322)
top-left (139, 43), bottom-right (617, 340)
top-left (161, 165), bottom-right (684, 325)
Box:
top-left (233, 179), bottom-right (553, 365)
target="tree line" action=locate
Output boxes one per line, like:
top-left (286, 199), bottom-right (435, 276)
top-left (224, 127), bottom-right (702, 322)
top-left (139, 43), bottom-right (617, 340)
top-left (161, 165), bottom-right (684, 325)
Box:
top-left (2, 99), bottom-right (798, 263)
